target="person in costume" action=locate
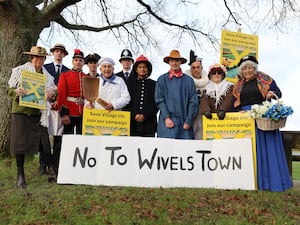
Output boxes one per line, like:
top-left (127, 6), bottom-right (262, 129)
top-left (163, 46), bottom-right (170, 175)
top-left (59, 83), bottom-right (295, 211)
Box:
top-left (57, 49), bottom-right (87, 135)
top-left (41, 43), bottom-right (69, 175)
top-left (233, 55), bottom-right (292, 192)
top-left (8, 46), bottom-right (57, 188)
top-left (155, 49), bottom-right (198, 139)
top-left (185, 50), bottom-right (209, 139)
top-left (115, 49), bottom-right (134, 82)
top-left (126, 55), bottom-right (158, 137)
top-left (84, 53), bottom-right (101, 77)
top-left (85, 57), bottom-right (130, 110)
top-left (201, 63), bottom-right (233, 120)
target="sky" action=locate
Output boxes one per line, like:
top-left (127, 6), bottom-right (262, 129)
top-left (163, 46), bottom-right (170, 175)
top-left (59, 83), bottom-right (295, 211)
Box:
top-left (37, 1), bottom-right (300, 130)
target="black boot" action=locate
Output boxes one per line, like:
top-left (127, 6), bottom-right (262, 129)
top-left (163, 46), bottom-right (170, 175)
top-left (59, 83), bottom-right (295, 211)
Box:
top-left (16, 168), bottom-right (26, 189)
top-left (39, 164), bottom-right (47, 175)
top-left (48, 165), bottom-right (57, 183)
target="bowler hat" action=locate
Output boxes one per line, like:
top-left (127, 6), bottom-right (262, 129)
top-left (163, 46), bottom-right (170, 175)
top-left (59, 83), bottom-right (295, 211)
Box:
top-left (132, 55), bottom-right (153, 77)
top-left (50, 43), bottom-right (68, 56)
top-left (163, 50), bottom-right (187, 64)
top-left (237, 55), bottom-right (258, 67)
top-left (23, 46), bottom-right (49, 57)
top-left (119, 49), bottom-right (134, 62)
top-left (84, 53), bottom-right (101, 64)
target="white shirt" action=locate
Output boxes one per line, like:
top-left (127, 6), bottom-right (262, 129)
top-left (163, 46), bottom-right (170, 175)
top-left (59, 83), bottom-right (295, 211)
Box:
top-left (94, 75), bottom-right (130, 110)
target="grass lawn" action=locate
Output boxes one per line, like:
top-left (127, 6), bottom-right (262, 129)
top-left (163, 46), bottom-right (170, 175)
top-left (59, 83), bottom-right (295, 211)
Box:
top-left (293, 161), bottom-right (300, 180)
top-left (0, 157), bottom-right (300, 225)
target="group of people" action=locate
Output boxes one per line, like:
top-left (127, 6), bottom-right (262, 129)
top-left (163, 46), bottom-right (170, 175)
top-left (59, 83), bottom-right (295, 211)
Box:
top-left (8, 44), bottom-right (292, 192)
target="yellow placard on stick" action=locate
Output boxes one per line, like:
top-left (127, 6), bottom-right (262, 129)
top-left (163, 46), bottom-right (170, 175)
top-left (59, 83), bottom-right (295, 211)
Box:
top-left (82, 108), bottom-right (130, 136)
top-left (19, 70), bottom-right (47, 109)
top-left (203, 111), bottom-right (257, 188)
top-left (220, 30), bottom-right (258, 83)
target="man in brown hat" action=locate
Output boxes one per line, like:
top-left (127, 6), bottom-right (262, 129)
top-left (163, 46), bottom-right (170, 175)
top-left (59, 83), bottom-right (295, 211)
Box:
top-left (155, 49), bottom-right (198, 139)
top-left (8, 46), bottom-right (58, 188)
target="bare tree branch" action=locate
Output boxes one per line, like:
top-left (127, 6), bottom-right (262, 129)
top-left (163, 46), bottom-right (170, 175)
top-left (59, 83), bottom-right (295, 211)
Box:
top-left (53, 12), bottom-right (146, 32)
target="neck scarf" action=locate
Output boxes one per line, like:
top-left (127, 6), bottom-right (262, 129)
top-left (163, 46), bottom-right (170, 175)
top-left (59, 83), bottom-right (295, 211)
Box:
top-left (100, 74), bottom-right (116, 85)
top-left (168, 68), bottom-right (183, 80)
top-left (205, 80), bottom-right (233, 109)
top-left (232, 71), bottom-right (273, 108)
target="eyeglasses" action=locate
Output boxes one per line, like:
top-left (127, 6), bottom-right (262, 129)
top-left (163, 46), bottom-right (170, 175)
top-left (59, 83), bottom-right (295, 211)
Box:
top-left (211, 71), bottom-right (223, 75)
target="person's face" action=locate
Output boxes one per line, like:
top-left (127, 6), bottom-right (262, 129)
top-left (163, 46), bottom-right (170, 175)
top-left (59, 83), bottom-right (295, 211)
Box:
top-left (52, 49), bottom-right (66, 62)
top-left (210, 70), bottom-right (223, 84)
top-left (168, 59), bottom-right (181, 71)
top-left (121, 59), bottom-right (133, 71)
top-left (31, 56), bottom-right (46, 70)
top-left (72, 57), bottom-right (84, 71)
top-left (241, 64), bottom-right (256, 81)
top-left (87, 61), bottom-right (98, 73)
top-left (100, 64), bottom-right (114, 78)
top-left (136, 62), bottom-right (148, 79)
top-left (190, 61), bottom-right (203, 78)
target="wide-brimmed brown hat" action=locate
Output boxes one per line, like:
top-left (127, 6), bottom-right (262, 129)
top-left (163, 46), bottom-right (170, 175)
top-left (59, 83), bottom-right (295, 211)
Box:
top-left (50, 43), bottom-right (68, 56)
top-left (23, 46), bottom-right (49, 57)
top-left (163, 49), bottom-right (187, 64)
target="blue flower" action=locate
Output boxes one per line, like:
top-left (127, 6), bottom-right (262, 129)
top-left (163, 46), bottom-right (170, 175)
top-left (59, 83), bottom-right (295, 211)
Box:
top-left (262, 103), bottom-right (293, 121)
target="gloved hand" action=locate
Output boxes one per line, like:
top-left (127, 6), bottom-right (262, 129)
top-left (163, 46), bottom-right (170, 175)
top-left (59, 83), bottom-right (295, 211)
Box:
top-left (204, 111), bottom-right (212, 119)
top-left (217, 110), bottom-right (226, 120)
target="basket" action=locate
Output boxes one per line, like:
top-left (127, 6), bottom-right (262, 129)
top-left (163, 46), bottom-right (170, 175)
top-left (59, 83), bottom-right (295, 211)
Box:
top-left (255, 117), bottom-right (287, 131)
top-left (253, 93), bottom-right (287, 131)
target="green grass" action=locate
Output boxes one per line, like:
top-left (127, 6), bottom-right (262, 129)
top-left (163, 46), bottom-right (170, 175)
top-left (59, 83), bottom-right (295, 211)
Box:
top-left (1, 157), bottom-right (300, 225)
top-left (293, 161), bottom-right (300, 180)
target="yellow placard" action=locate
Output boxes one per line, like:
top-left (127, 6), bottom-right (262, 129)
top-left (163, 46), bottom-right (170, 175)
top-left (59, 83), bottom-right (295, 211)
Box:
top-left (203, 111), bottom-right (257, 189)
top-left (82, 108), bottom-right (130, 136)
top-left (19, 70), bottom-right (47, 109)
top-left (220, 30), bottom-right (258, 83)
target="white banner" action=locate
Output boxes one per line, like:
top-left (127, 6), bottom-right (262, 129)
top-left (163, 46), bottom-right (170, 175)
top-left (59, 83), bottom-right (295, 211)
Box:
top-left (57, 135), bottom-right (255, 190)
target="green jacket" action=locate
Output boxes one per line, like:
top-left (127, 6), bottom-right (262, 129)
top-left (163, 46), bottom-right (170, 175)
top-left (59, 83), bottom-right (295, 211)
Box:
top-left (7, 87), bottom-right (40, 115)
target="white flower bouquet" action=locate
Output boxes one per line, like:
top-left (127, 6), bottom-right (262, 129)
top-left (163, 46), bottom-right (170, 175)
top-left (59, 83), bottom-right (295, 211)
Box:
top-left (250, 96), bottom-right (293, 131)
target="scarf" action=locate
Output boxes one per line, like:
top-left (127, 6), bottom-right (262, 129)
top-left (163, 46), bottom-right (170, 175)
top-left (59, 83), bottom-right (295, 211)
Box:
top-left (232, 71), bottom-right (273, 108)
top-left (100, 74), bottom-right (117, 85)
top-left (168, 68), bottom-right (183, 80)
top-left (205, 79), bottom-right (233, 109)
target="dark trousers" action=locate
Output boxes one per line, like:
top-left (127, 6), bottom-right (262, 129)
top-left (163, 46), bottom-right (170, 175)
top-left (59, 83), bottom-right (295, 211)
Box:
top-left (63, 116), bottom-right (83, 134)
top-left (39, 126), bottom-right (53, 166)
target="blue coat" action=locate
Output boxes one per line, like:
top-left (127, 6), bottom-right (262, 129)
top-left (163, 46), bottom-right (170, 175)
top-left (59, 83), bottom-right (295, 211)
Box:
top-left (44, 62), bottom-right (70, 85)
top-left (155, 73), bottom-right (198, 139)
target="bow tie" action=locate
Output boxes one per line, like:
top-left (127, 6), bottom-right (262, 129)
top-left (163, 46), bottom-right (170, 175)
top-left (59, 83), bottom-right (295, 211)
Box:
top-left (168, 69), bottom-right (183, 80)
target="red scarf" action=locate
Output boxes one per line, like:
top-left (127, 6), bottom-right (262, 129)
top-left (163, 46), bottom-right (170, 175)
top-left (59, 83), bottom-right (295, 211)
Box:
top-left (168, 68), bottom-right (183, 80)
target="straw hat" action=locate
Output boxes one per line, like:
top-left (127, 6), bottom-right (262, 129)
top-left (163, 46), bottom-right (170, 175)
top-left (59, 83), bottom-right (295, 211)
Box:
top-left (50, 43), bottom-right (68, 56)
top-left (23, 46), bottom-right (49, 57)
top-left (163, 49), bottom-right (187, 64)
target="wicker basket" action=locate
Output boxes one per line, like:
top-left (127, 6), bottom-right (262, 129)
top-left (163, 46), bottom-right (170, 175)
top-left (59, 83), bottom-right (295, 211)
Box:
top-left (254, 93), bottom-right (287, 131)
top-left (255, 117), bottom-right (286, 131)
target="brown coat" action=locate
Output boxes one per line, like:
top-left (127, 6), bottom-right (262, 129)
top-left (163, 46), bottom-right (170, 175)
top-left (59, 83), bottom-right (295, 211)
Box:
top-left (200, 83), bottom-right (233, 114)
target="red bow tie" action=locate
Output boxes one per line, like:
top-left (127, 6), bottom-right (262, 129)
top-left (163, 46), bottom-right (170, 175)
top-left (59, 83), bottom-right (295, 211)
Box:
top-left (168, 69), bottom-right (183, 80)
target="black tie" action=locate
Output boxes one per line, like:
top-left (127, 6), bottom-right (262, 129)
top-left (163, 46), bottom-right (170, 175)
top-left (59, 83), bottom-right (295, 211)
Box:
top-left (125, 72), bottom-right (129, 80)
top-left (56, 65), bottom-right (61, 76)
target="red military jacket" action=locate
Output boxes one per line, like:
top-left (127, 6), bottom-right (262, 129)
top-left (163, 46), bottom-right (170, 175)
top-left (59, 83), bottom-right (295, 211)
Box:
top-left (57, 69), bottom-right (87, 117)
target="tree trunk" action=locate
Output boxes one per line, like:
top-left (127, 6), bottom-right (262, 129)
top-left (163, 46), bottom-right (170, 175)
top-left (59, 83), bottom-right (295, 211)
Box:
top-left (0, 13), bottom-right (41, 157)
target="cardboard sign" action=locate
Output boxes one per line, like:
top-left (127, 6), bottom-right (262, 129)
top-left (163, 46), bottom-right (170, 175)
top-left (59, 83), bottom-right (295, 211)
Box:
top-left (82, 108), bottom-right (130, 136)
top-left (19, 70), bottom-right (47, 109)
top-left (58, 135), bottom-right (256, 190)
top-left (220, 30), bottom-right (258, 83)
